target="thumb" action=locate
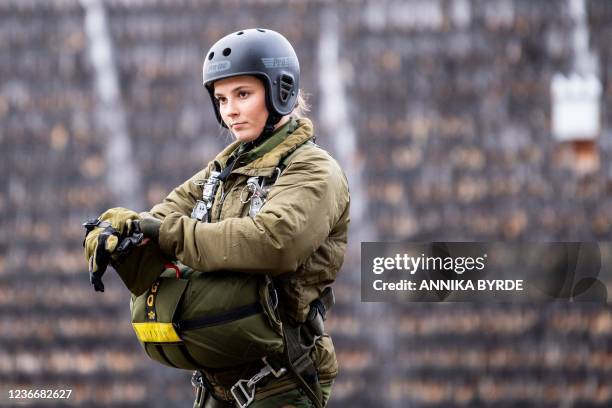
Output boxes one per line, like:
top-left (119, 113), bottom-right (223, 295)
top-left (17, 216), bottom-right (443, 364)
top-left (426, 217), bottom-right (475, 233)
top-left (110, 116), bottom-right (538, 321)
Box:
top-left (88, 255), bottom-right (96, 274)
top-left (105, 235), bottom-right (119, 253)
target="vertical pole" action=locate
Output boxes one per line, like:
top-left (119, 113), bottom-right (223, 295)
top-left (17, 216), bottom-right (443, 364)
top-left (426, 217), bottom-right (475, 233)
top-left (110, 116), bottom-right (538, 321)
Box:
top-left (81, 0), bottom-right (144, 210)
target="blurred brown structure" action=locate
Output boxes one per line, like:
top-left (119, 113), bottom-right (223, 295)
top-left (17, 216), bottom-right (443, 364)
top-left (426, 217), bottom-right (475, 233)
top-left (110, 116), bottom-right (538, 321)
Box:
top-left (0, 0), bottom-right (611, 407)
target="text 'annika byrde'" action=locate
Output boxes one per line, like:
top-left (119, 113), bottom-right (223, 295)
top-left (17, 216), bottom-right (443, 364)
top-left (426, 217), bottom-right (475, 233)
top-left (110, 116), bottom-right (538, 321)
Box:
top-left (371, 253), bottom-right (524, 292)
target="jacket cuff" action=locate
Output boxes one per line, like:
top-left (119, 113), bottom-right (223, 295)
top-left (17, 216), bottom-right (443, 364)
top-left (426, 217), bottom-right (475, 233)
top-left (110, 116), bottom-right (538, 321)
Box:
top-left (140, 217), bottom-right (162, 242)
top-left (158, 212), bottom-right (183, 256)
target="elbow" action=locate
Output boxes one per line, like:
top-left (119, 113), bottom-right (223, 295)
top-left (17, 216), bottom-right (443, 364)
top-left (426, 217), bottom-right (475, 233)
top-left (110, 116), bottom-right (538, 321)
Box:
top-left (261, 241), bottom-right (300, 276)
top-left (269, 256), bottom-right (300, 277)
top-left (258, 234), bottom-right (303, 276)
top-left (249, 213), bottom-right (317, 275)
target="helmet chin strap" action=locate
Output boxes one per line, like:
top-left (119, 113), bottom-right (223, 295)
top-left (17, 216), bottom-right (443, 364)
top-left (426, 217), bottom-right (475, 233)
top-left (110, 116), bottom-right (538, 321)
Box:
top-left (241, 113), bottom-right (281, 152)
top-left (258, 85), bottom-right (282, 141)
top-left (263, 114), bottom-right (281, 136)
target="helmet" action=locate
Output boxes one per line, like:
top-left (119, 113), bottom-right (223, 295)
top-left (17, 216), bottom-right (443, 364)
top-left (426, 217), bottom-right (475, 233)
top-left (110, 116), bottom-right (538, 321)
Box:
top-left (202, 28), bottom-right (300, 132)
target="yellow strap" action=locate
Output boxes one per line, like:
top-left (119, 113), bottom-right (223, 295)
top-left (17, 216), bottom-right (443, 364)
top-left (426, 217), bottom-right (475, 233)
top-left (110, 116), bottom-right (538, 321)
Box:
top-left (132, 322), bottom-right (182, 343)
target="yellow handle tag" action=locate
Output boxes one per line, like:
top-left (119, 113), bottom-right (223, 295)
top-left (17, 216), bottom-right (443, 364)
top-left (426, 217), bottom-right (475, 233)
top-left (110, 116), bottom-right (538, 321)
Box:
top-left (132, 322), bottom-right (182, 343)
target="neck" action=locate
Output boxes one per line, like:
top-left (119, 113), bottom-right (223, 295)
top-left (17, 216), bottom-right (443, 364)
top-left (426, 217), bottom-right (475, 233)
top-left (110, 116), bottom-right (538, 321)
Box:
top-left (240, 116), bottom-right (292, 152)
top-left (273, 115), bottom-right (291, 130)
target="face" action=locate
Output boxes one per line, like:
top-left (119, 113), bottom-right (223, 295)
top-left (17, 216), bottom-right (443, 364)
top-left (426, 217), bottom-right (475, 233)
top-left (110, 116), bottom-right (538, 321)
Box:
top-left (214, 75), bottom-right (269, 143)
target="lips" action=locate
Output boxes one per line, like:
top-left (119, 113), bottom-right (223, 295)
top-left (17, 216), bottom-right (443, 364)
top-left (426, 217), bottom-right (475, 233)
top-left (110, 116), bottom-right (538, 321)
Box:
top-left (231, 122), bottom-right (247, 128)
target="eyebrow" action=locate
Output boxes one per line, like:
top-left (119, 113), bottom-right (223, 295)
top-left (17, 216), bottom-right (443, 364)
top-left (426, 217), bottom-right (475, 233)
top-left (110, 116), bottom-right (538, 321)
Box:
top-left (214, 85), bottom-right (253, 98)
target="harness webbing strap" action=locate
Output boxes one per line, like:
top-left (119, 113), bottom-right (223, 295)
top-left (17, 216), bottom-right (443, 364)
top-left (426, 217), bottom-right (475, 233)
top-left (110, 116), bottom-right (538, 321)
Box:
top-left (278, 313), bottom-right (324, 408)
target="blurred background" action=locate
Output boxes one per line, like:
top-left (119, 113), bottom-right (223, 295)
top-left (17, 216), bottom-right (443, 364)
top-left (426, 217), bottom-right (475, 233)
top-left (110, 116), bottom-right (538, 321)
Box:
top-left (1, 0), bottom-right (611, 406)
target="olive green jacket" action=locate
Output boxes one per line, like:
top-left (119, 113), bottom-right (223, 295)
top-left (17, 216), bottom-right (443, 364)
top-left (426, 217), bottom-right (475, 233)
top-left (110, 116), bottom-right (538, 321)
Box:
top-left (148, 118), bottom-right (349, 396)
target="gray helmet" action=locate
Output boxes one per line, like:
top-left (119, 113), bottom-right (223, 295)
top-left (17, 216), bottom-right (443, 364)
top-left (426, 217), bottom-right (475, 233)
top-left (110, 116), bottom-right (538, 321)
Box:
top-left (202, 28), bottom-right (300, 132)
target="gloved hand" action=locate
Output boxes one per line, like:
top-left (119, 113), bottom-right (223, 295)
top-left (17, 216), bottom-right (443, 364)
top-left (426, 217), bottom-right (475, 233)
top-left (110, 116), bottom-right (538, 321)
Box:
top-left (83, 207), bottom-right (141, 292)
top-left (98, 207), bottom-right (141, 237)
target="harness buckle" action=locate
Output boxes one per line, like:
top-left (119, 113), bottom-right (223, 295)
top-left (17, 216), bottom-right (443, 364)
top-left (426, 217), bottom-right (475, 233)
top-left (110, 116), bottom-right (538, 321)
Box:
top-left (230, 379), bottom-right (254, 408)
top-left (191, 371), bottom-right (206, 408)
top-left (262, 357), bottom-right (286, 378)
top-left (230, 358), bottom-right (286, 408)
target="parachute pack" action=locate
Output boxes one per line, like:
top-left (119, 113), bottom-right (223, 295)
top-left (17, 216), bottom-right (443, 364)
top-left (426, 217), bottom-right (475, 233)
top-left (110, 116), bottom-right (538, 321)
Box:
top-left (129, 262), bottom-right (284, 369)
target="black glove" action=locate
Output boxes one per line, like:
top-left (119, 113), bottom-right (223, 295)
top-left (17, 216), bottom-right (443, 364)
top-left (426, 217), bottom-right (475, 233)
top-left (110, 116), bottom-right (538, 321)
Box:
top-left (83, 217), bottom-right (145, 292)
top-left (139, 217), bottom-right (162, 242)
top-left (82, 219), bottom-right (121, 292)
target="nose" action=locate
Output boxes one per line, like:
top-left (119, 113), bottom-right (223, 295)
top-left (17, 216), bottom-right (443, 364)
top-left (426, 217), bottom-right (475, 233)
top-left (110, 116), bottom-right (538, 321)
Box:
top-left (224, 97), bottom-right (239, 119)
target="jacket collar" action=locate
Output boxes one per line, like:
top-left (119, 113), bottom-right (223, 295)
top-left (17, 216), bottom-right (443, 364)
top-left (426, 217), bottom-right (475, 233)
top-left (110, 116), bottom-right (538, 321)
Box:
top-left (213, 117), bottom-right (314, 177)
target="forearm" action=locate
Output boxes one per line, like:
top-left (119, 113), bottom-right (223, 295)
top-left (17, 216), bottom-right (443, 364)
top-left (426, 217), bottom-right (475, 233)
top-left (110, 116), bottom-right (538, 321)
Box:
top-left (157, 211), bottom-right (326, 275)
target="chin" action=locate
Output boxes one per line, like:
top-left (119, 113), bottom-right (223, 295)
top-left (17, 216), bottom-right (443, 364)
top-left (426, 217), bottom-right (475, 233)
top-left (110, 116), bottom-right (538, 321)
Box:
top-left (235, 132), bottom-right (259, 143)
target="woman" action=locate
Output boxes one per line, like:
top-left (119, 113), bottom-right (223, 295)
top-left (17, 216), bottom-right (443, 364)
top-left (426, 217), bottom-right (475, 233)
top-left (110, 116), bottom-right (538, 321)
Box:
top-left (85, 28), bottom-right (349, 408)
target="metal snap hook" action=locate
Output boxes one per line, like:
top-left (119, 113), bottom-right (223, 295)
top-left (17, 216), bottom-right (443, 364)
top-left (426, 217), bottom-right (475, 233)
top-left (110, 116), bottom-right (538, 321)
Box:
top-left (240, 185), bottom-right (253, 204)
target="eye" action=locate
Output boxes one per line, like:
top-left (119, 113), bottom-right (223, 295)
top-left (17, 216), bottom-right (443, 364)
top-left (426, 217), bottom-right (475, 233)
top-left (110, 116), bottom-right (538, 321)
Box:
top-left (216, 96), bottom-right (227, 105)
top-left (238, 90), bottom-right (250, 98)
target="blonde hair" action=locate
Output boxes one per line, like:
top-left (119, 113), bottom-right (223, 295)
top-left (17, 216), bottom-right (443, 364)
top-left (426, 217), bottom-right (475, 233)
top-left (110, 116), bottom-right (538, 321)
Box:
top-left (291, 89), bottom-right (310, 118)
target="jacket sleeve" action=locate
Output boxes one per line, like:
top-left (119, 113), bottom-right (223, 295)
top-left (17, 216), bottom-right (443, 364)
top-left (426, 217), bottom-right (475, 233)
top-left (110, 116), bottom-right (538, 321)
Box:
top-left (157, 154), bottom-right (349, 276)
top-left (147, 166), bottom-right (211, 220)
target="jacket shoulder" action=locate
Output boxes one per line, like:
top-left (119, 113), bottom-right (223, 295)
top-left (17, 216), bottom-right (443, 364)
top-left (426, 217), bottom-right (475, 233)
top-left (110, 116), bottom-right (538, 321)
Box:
top-left (284, 141), bottom-right (343, 174)
top-left (281, 142), bottom-right (349, 210)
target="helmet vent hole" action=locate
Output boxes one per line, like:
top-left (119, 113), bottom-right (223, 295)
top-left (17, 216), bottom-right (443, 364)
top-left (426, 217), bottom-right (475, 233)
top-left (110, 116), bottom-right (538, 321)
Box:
top-left (279, 74), bottom-right (294, 103)
top-left (208, 52), bottom-right (214, 60)
top-left (237, 31), bottom-right (244, 35)
top-left (256, 28), bottom-right (266, 32)
top-left (223, 48), bottom-right (231, 57)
